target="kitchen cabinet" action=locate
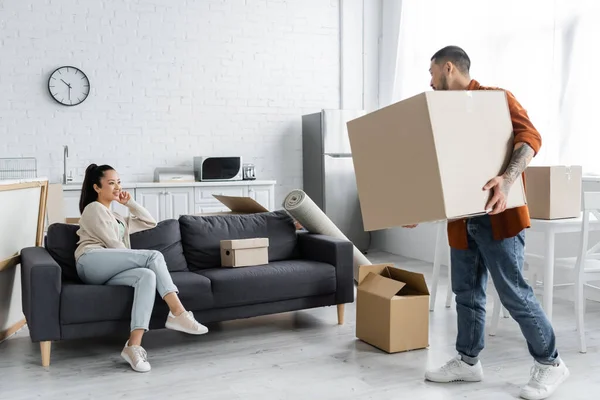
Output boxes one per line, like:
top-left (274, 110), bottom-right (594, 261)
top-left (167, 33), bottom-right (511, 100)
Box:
top-left (164, 188), bottom-right (194, 220)
top-left (135, 188), bottom-right (164, 222)
top-left (194, 186), bottom-right (248, 213)
top-left (135, 187), bottom-right (193, 221)
top-left (62, 188), bottom-right (134, 219)
top-left (63, 190), bottom-right (81, 219)
top-left (62, 181), bottom-right (276, 223)
top-left (248, 185), bottom-right (275, 211)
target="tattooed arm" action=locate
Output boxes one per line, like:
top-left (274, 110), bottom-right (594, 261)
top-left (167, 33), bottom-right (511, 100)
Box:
top-left (483, 142), bottom-right (535, 215)
top-left (482, 89), bottom-right (541, 215)
top-left (502, 142), bottom-right (535, 185)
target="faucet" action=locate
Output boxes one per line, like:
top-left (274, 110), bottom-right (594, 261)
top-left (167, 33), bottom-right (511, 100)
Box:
top-left (63, 145), bottom-right (73, 184)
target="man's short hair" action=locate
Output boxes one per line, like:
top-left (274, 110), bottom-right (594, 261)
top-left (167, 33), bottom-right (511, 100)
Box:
top-left (431, 46), bottom-right (471, 74)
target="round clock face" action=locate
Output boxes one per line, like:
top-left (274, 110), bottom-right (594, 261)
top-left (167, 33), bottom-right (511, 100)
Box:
top-left (48, 66), bottom-right (90, 106)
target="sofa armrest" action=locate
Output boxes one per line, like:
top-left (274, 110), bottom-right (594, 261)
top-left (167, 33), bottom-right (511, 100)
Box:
top-left (297, 233), bottom-right (354, 304)
top-left (21, 246), bottom-right (62, 342)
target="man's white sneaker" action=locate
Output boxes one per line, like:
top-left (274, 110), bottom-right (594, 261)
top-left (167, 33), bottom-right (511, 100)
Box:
top-left (425, 355), bottom-right (484, 383)
top-left (519, 360), bottom-right (570, 400)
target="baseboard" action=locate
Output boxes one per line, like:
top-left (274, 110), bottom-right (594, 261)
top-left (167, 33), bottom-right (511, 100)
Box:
top-left (0, 318), bottom-right (27, 342)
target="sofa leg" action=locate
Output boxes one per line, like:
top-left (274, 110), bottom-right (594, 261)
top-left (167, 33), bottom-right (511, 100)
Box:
top-left (337, 304), bottom-right (345, 325)
top-left (40, 341), bottom-right (51, 367)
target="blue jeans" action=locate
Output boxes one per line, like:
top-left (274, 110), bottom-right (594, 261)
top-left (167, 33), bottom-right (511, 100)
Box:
top-left (76, 248), bottom-right (179, 332)
top-left (451, 215), bottom-right (559, 365)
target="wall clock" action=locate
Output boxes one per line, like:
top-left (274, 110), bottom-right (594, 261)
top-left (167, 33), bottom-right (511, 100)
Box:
top-left (47, 66), bottom-right (90, 106)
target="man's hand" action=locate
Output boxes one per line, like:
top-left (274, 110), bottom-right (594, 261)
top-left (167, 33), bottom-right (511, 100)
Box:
top-left (402, 224), bottom-right (418, 228)
top-left (484, 142), bottom-right (535, 216)
top-left (483, 176), bottom-right (510, 215)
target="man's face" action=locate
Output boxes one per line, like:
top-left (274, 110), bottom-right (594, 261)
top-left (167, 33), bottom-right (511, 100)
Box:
top-left (429, 59), bottom-right (449, 91)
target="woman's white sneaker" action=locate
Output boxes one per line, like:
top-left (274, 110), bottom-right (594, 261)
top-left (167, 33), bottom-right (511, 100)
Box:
top-left (165, 310), bottom-right (209, 335)
top-left (121, 341), bottom-right (151, 373)
top-left (425, 355), bottom-right (484, 383)
top-left (519, 360), bottom-right (570, 400)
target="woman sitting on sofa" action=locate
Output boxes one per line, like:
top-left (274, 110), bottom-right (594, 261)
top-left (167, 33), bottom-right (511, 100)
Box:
top-left (75, 163), bottom-right (208, 373)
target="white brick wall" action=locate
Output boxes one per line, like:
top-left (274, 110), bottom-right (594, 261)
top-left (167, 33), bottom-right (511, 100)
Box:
top-left (0, 0), bottom-right (341, 205)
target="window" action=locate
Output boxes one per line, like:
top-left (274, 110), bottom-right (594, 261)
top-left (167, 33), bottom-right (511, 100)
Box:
top-left (383, 0), bottom-right (600, 173)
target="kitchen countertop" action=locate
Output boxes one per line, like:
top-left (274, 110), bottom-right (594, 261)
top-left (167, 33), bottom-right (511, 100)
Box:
top-left (0, 177), bottom-right (49, 186)
top-left (62, 180), bottom-right (277, 191)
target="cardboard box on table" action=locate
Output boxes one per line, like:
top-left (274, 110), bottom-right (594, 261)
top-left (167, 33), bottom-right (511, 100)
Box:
top-left (525, 166), bottom-right (582, 220)
top-left (356, 264), bottom-right (430, 353)
top-left (346, 90), bottom-right (527, 230)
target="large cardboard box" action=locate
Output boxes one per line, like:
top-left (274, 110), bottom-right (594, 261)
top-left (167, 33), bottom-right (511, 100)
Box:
top-left (220, 238), bottom-right (269, 267)
top-left (525, 165), bottom-right (582, 219)
top-left (356, 264), bottom-right (430, 353)
top-left (346, 90), bottom-right (527, 230)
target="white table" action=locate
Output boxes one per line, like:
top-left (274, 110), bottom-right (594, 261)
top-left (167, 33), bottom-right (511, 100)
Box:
top-left (528, 214), bottom-right (600, 322)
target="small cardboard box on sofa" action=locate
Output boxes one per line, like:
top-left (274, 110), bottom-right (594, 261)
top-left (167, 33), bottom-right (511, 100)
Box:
top-left (20, 210), bottom-right (354, 366)
top-left (220, 238), bottom-right (269, 267)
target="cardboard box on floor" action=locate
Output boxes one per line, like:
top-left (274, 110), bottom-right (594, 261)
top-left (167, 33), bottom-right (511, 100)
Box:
top-left (195, 195), bottom-right (269, 216)
top-left (220, 238), bottom-right (269, 267)
top-left (346, 90), bottom-right (527, 230)
top-left (356, 264), bottom-right (430, 353)
top-left (525, 165), bottom-right (582, 219)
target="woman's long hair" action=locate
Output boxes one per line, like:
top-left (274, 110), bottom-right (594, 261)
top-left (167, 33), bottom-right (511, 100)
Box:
top-left (79, 163), bottom-right (115, 214)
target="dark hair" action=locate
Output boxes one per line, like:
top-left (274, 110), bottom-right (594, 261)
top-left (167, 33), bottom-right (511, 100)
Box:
top-left (431, 45), bottom-right (471, 74)
top-left (79, 163), bottom-right (115, 213)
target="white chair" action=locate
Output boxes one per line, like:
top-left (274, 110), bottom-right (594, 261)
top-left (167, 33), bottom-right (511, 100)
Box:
top-left (527, 191), bottom-right (600, 353)
top-left (430, 221), bottom-right (453, 311)
top-left (488, 280), bottom-right (509, 336)
top-left (429, 221), bottom-right (508, 326)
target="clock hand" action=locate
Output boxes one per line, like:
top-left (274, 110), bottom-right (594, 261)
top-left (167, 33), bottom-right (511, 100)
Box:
top-left (60, 78), bottom-right (69, 86)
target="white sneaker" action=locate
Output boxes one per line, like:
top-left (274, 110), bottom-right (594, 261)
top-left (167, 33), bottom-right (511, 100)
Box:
top-left (425, 355), bottom-right (484, 383)
top-left (121, 341), bottom-right (151, 373)
top-left (519, 360), bottom-right (570, 400)
top-left (165, 311), bottom-right (209, 335)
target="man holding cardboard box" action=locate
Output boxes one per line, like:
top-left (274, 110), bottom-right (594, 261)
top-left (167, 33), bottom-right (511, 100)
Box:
top-left (412, 46), bottom-right (569, 400)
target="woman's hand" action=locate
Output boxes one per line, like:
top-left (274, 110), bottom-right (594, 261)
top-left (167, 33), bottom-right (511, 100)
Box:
top-left (118, 191), bottom-right (131, 205)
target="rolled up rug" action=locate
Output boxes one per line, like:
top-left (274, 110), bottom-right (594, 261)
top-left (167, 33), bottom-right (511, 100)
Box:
top-left (283, 189), bottom-right (371, 279)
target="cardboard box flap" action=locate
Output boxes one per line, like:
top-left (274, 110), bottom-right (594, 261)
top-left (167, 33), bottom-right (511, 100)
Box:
top-left (358, 264), bottom-right (393, 285)
top-left (386, 267), bottom-right (430, 296)
top-left (213, 195), bottom-right (269, 213)
top-left (359, 272), bottom-right (406, 299)
top-left (221, 238), bottom-right (269, 250)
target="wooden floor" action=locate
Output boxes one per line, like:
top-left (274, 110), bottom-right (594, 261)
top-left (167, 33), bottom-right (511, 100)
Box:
top-left (1, 251), bottom-right (599, 399)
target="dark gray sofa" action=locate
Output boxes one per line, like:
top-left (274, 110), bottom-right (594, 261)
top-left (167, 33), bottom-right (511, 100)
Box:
top-left (20, 210), bottom-right (354, 367)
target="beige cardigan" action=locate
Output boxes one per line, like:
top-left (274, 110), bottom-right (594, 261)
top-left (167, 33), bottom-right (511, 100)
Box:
top-left (74, 199), bottom-right (157, 261)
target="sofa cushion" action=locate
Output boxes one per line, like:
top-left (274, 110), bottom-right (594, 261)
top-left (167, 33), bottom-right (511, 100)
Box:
top-left (196, 260), bottom-right (336, 308)
top-left (45, 223), bottom-right (81, 282)
top-left (179, 210), bottom-right (299, 270)
top-left (130, 219), bottom-right (188, 272)
top-left (60, 272), bottom-right (214, 325)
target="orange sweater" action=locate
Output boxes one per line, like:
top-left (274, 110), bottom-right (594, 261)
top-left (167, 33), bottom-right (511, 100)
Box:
top-left (447, 79), bottom-right (542, 249)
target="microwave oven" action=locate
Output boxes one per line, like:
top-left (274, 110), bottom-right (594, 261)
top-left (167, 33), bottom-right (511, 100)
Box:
top-left (193, 156), bottom-right (243, 181)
